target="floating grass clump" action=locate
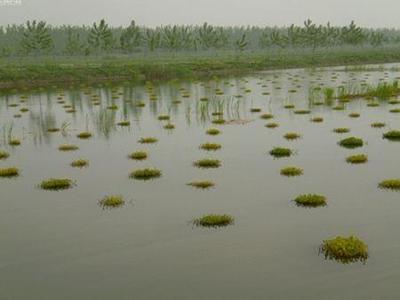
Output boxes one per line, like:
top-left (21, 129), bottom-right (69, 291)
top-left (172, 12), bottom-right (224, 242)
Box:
top-left (107, 104), bottom-right (118, 110)
top-left (371, 122), bottom-right (386, 128)
top-left (194, 159), bottom-right (221, 168)
top-left (71, 159), bottom-right (89, 168)
top-left (187, 181), bottom-right (215, 189)
top-left (58, 144), bottom-right (79, 151)
top-left (280, 166), bottom-right (303, 177)
top-left (212, 118), bottom-right (226, 125)
top-left (390, 108), bottom-right (400, 113)
top-left (40, 178), bottom-right (73, 190)
top-left (9, 139), bottom-right (21, 146)
top-left (346, 154), bottom-right (368, 164)
top-left (158, 115), bottom-right (170, 121)
top-left (47, 128), bottom-right (60, 133)
top-left (294, 194), bottom-right (327, 207)
top-left (200, 143), bottom-right (221, 151)
top-left (250, 108), bottom-right (261, 113)
top-left (383, 130), bottom-right (400, 141)
top-left (0, 150), bottom-right (9, 160)
top-left (349, 113), bottom-right (360, 118)
top-left (284, 104), bottom-right (295, 109)
top-left (117, 121), bottom-right (130, 126)
top-left (128, 151), bottom-right (147, 160)
top-left (206, 128), bottom-right (220, 135)
top-left (130, 168), bottom-right (161, 180)
top-left (260, 113), bottom-right (274, 120)
top-left (338, 137), bottom-right (364, 149)
top-left (138, 137), bottom-right (158, 144)
top-left (284, 132), bottom-right (301, 140)
top-left (163, 123), bottom-right (175, 129)
top-left (333, 128), bottom-right (350, 133)
top-left (194, 214), bottom-right (234, 227)
top-left (77, 132), bottom-right (92, 139)
top-left (378, 179), bottom-right (400, 191)
top-left (320, 236), bottom-right (368, 264)
top-left (99, 195), bottom-right (125, 208)
top-left (310, 117), bottom-right (324, 123)
top-left (0, 167), bottom-right (19, 178)
top-left (265, 122), bottom-right (279, 128)
top-left (269, 147), bottom-right (292, 158)
top-left (294, 109), bottom-right (311, 115)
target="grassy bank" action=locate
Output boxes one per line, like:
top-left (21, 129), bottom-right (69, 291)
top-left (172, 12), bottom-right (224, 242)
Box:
top-left (2, 46), bottom-right (400, 90)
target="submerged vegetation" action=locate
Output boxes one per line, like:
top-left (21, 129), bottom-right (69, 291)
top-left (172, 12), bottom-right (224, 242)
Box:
top-left (320, 236), bottom-right (368, 264)
top-left (193, 214), bottom-right (234, 227)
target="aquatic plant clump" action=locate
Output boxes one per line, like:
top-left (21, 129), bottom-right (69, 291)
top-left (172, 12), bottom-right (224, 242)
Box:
top-left (40, 178), bottom-right (73, 190)
top-left (0, 167), bottom-right (19, 178)
top-left (280, 166), bottom-right (303, 177)
top-left (187, 181), bottom-right (215, 189)
top-left (163, 123), bottom-right (175, 130)
top-left (0, 150), bottom-right (9, 160)
top-left (138, 137), bottom-right (158, 144)
top-left (269, 147), bottom-right (292, 158)
top-left (193, 214), bottom-right (234, 227)
top-left (294, 194), bottom-right (327, 207)
top-left (383, 130), bottom-right (400, 141)
top-left (371, 122), bottom-right (386, 128)
top-left (346, 154), bottom-right (368, 164)
top-left (58, 144), bottom-right (79, 151)
top-left (320, 236), bottom-right (368, 264)
top-left (310, 117), bottom-right (324, 123)
top-left (284, 132), bottom-right (301, 140)
top-left (294, 109), bottom-right (311, 115)
top-left (9, 139), bottom-right (21, 146)
top-left (130, 168), bottom-right (162, 180)
top-left (349, 113), bottom-right (360, 118)
top-left (117, 121), bottom-right (130, 126)
top-left (338, 137), bottom-right (364, 149)
top-left (71, 159), bottom-right (89, 168)
top-left (128, 151), bottom-right (148, 160)
top-left (260, 113), bottom-right (274, 120)
top-left (77, 132), bottom-right (92, 139)
top-left (250, 108), bottom-right (262, 113)
top-left (193, 159), bottom-right (221, 168)
top-left (157, 115), bottom-right (170, 121)
top-left (99, 195), bottom-right (125, 208)
top-left (200, 143), bottom-right (222, 151)
top-left (378, 179), bottom-right (400, 191)
top-left (206, 128), bottom-right (221, 135)
top-left (265, 122), bottom-right (279, 128)
top-left (333, 128), bottom-right (350, 133)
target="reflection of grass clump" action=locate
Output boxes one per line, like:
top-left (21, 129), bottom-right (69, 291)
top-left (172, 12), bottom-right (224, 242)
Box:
top-left (99, 195), bottom-right (125, 208)
top-left (320, 236), bottom-right (368, 264)
top-left (338, 137), bottom-right (364, 148)
top-left (333, 128), bottom-right (350, 133)
top-left (187, 181), bottom-right (215, 189)
top-left (130, 168), bottom-right (162, 180)
top-left (0, 150), bottom-right (10, 160)
top-left (194, 159), bottom-right (221, 168)
top-left (280, 166), bottom-right (303, 177)
top-left (294, 194), bottom-right (327, 207)
top-left (378, 179), bottom-right (400, 190)
top-left (128, 151), bottom-right (147, 160)
top-left (138, 137), bottom-right (158, 144)
top-left (346, 154), bottom-right (368, 164)
top-left (200, 143), bottom-right (221, 151)
top-left (383, 130), bottom-right (400, 141)
top-left (194, 214), bottom-right (234, 227)
top-left (40, 178), bottom-right (73, 190)
top-left (269, 147), bottom-right (292, 158)
top-left (0, 167), bottom-right (19, 178)
top-left (71, 159), bottom-right (89, 168)
top-left (77, 132), bottom-right (92, 139)
top-left (206, 128), bottom-right (221, 135)
top-left (59, 144), bottom-right (79, 151)
top-left (284, 132), bottom-right (301, 140)
top-left (371, 122), bottom-right (386, 128)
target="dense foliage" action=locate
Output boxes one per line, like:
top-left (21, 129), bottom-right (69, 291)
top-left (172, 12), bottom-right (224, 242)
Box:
top-left (0, 19), bottom-right (399, 57)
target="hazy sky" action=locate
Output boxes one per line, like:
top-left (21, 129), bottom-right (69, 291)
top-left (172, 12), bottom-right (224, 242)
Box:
top-left (0, 0), bottom-right (399, 28)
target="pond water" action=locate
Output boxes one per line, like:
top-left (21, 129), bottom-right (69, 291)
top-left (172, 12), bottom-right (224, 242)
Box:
top-left (1, 63), bottom-right (400, 299)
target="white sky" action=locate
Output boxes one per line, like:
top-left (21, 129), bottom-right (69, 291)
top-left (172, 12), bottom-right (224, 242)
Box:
top-left (0, 0), bottom-right (398, 28)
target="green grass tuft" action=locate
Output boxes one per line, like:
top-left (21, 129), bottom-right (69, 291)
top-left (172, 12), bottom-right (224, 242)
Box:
top-left (58, 144), bottom-right (79, 151)
top-left (320, 236), bottom-right (368, 264)
top-left (99, 195), bottom-right (125, 208)
top-left (346, 154), bottom-right (368, 164)
top-left (269, 147), bottom-right (292, 158)
top-left (200, 143), bottom-right (221, 151)
top-left (294, 194), bottom-right (327, 207)
top-left (338, 137), bottom-right (364, 148)
top-left (128, 151), bottom-right (148, 160)
top-left (333, 128), bottom-right (350, 133)
top-left (193, 159), bottom-right (221, 168)
top-left (206, 128), bottom-right (221, 135)
top-left (0, 167), bottom-right (19, 178)
top-left (138, 137), bottom-right (158, 144)
top-left (40, 178), bottom-right (73, 190)
top-left (280, 166), bottom-right (303, 177)
top-left (194, 214), bottom-right (234, 227)
top-left (0, 150), bottom-right (9, 160)
top-left (187, 181), bottom-right (215, 189)
top-left (378, 179), bottom-right (400, 190)
top-left (71, 159), bottom-right (89, 168)
top-left (383, 130), bottom-right (400, 141)
top-left (284, 132), bottom-right (301, 140)
top-left (130, 168), bottom-right (162, 180)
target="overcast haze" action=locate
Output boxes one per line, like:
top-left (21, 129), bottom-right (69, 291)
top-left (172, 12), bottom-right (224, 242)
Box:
top-left (0, 0), bottom-right (399, 28)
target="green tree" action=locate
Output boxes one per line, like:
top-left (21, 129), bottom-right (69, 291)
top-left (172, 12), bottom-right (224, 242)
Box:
top-left (143, 29), bottom-right (161, 52)
top-left (88, 19), bottom-right (113, 52)
top-left (20, 20), bottom-right (53, 55)
top-left (64, 29), bottom-right (85, 55)
top-left (120, 20), bottom-right (141, 52)
top-left (235, 33), bottom-right (248, 52)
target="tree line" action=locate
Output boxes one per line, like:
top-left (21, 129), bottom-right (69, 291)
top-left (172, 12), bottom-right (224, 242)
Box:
top-left (0, 19), bottom-right (399, 57)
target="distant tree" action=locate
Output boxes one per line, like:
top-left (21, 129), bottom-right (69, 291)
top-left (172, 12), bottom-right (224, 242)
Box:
top-left (20, 20), bottom-right (53, 55)
top-left (120, 20), bottom-right (141, 52)
top-left (370, 32), bottom-right (385, 47)
top-left (235, 33), bottom-right (248, 52)
top-left (143, 29), bottom-right (161, 52)
top-left (64, 29), bottom-right (85, 55)
top-left (340, 21), bottom-right (365, 45)
top-left (88, 19), bottom-right (113, 52)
